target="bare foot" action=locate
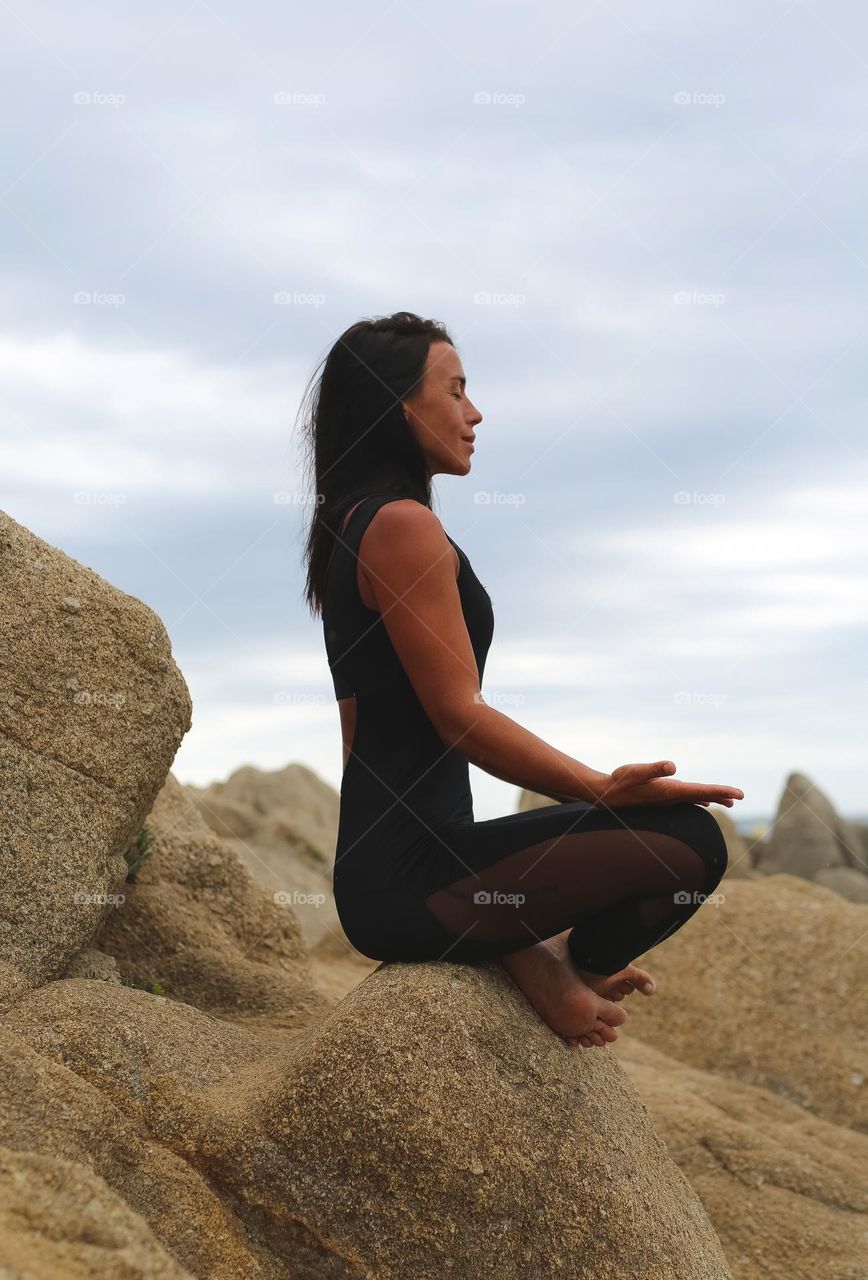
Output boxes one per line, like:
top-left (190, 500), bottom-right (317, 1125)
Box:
top-left (570, 961), bottom-right (656, 1048)
top-left (499, 932), bottom-right (627, 1050)
top-left (575, 963), bottom-right (656, 1001)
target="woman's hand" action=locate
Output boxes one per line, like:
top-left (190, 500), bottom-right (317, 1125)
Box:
top-left (592, 760), bottom-right (744, 809)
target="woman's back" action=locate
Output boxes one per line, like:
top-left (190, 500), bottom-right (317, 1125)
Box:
top-left (322, 492), bottom-right (495, 895)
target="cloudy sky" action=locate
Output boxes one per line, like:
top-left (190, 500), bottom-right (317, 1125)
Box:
top-left (2, 1), bottom-right (866, 822)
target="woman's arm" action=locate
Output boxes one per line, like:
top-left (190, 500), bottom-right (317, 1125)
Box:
top-left (357, 502), bottom-right (744, 811)
top-left (440, 697), bottom-right (607, 803)
top-left (357, 501), bottom-right (606, 804)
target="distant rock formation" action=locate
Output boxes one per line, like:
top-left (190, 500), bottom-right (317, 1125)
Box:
top-left (187, 761), bottom-right (345, 952)
top-left (754, 772), bottom-right (868, 899)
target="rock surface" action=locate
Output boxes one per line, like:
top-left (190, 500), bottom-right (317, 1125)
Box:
top-left (813, 864), bottom-right (868, 902)
top-left (624, 874), bottom-right (868, 1131)
top-left (0, 509), bottom-right (192, 1006)
top-left (188, 762), bottom-right (345, 951)
top-left (95, 772), bottom-right (327, 1035)
top-left (4, 510), bottom-right (866, 1279)
top-left (4, 961), bottom-right (733, 1280)
top-left (615, 1036), bottom-right (868, 1280)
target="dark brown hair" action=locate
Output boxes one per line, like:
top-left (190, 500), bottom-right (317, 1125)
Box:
top-left (298, 310), bottom-right (454, 616)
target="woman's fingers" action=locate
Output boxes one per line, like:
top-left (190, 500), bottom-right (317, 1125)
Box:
top-left (677, 782), bottom-right (743, 804)
top-left (619, 760), bottom-right (676, 782)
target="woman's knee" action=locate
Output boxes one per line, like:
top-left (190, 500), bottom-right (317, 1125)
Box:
top-left (669, 803), bottom-right (729, 885)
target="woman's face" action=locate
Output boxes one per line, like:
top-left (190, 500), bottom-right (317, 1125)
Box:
top-left (402, 341), bottom-right (483, 477)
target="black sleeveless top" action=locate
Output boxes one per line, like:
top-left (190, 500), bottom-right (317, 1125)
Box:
top-left (322, 492), bottom-right (495, 897)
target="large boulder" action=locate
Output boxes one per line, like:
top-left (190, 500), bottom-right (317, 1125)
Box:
top-left (755, 772), bottom-right (864, 880)
top-left (623, 875), bottom-right (868, 1131)
top-left (5, 962), bottom-right (732, 1280)
top-left (0, 510), bottom-right (191, 1008)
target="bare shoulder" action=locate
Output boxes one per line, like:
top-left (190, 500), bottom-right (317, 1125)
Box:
top-left (364, 499), bottom-right (452, 556)
top-left (360, 499), bottom-right (459, 585)
top-left (367, 498), bottom-right (444, 536)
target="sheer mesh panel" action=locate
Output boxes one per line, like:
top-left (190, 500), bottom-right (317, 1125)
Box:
top-left (422, 817), bottom-right (724, 974)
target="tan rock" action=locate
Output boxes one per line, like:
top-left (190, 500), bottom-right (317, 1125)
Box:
top-left (189, 763), bottom-right (345, 951)
top-left (624, 875), bottom-right (868, 1130)
top-left (62, 946), bottom-right (122, 983)
top-left (0, 1013), bottom-right (263, 1279)
top-left (7, 964), bottom-right (731, 1280)
top-left (707, 805), bottom-right (760, 878)
top-left (0, 1143), bottom-right (195, 1279)
top-left (0, 509), bottom-right (191, 1006)
top-left (614, 1036), bottom-right (868, 1280)
top-left (813, 865), bottom-right (868, 902)
top-left (756, 771), bottom-right (864, 879)
top-left (95, 772), bottom-right (327, 1034)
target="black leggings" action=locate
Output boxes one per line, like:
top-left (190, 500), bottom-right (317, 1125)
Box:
top-left (345, 800), bottom-right (728, 971)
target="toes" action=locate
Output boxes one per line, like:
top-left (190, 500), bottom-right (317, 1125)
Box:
top-left (597, 996), bottom-right (627, 1027)
top-left (595, 1020), bottom-right (619, 1043)
top-left (625, 965), bottom-right (655, 994)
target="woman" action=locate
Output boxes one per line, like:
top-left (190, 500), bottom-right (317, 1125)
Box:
top-left (302, 310), bottom-right (743, 1050)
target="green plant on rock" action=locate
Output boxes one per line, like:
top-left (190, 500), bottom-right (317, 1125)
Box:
top-left (120, 972), bottom-right (167, 996)
top-left (123, 823), bottom-right (154, 882)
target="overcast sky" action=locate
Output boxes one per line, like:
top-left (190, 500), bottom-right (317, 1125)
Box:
top-left (2, 1), bottom-right (866, 821)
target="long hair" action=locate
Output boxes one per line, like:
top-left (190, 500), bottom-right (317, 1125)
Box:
top-left (298, 310), bottom-right (454, 616)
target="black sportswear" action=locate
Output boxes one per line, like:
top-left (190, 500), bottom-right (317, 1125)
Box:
top-left (322, 492), bottom-right (728, 968)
